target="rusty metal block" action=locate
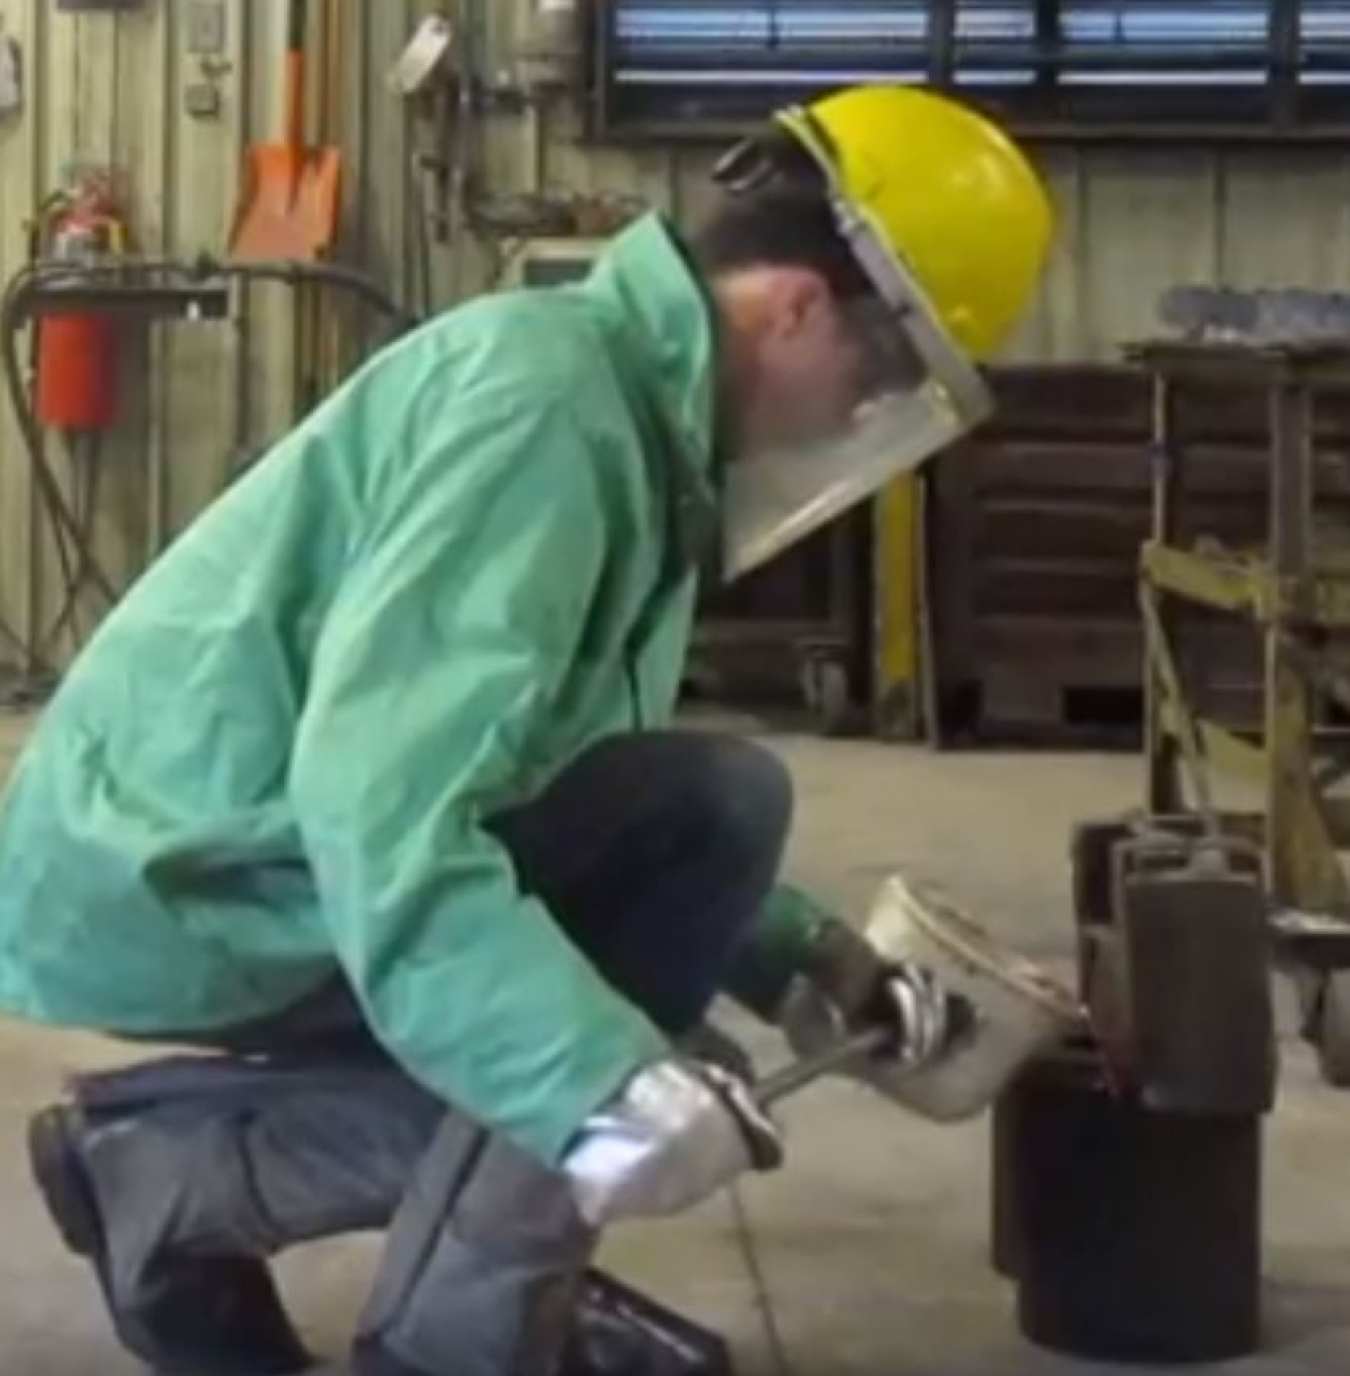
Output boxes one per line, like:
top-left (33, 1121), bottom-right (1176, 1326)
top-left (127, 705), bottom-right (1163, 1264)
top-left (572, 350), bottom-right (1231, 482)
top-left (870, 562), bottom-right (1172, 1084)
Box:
top-left (1073, 813), bottom-right (1264, 932)
top-left (1089, 833), bottom-right (1276, 1116)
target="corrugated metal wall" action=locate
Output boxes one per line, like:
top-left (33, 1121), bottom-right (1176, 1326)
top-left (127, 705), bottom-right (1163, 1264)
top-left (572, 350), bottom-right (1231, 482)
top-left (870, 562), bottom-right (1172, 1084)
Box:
top-left (2, 0), bottom-right (1350, 670)
top-left (0, 0), bottom-right (424, 666)
top-left (1011, 147), bottom-right (1350, 362)
top-left (0, 0), bottom-right (270, 666)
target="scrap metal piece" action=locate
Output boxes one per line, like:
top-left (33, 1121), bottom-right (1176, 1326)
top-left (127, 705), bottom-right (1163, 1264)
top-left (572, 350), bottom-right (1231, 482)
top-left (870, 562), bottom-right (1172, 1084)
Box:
top-left (1159, 285), bottom-right (1350, 345)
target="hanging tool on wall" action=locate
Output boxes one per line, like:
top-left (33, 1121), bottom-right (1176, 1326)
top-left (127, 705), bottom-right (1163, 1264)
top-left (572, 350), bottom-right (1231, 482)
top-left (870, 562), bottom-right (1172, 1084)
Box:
top-left (391, 2), bottom-right (641, 301)
top-left (230, 0), bottom-right (341, 262)
top-left (389, 14), bottom-right (455, 100)
top-left (517, 0), bottom-right (583, 98)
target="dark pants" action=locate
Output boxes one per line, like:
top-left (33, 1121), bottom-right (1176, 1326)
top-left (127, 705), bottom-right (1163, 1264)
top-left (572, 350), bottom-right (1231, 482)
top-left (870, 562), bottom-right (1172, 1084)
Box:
top-left (72, 731), bottom-right (793, 1375)
top-left (219, 729), bottom-right (793, 1055)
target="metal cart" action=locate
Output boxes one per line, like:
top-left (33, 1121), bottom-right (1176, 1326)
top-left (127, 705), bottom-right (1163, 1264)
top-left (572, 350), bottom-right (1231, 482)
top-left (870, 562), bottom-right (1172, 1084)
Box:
top-left (1129, 338), bottom-right (1350, 1083)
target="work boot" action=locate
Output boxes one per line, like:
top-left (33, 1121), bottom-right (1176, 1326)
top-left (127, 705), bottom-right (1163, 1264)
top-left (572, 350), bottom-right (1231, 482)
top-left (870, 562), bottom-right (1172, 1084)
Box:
top-left (561, 1271), bottom-right (734, 1376)
top-left (349, 1272), bottom-right (734, 1376)
top-left (352, 1031), bottom-right (741, 1376)
top-left (28, 1054), bottom-right (443, 1375)
top-left (353, 1113), bottom-right (597, 1376)
top-left (29, 1101), bottom-right (314, 1375)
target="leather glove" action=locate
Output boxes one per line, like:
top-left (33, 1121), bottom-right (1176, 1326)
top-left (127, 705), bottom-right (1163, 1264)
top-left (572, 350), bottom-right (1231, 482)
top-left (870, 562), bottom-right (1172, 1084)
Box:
top-left (561, 1058), bottom-right (783, 1229)
top-left (779, 918), bottom-right (973, 1092)
top-left (678, 1021), bottom-right (757, 1085)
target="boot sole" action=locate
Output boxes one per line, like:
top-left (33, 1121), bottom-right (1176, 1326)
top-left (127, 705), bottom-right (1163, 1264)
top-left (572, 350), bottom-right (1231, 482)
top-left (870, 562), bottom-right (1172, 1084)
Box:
top-left (28, 1105), bottom-right (105, 1261)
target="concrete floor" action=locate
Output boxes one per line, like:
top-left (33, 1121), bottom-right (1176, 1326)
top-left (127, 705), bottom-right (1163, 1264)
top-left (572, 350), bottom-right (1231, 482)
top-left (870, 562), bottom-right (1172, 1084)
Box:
top-left (4, 711), bottom-right (1350, 1374)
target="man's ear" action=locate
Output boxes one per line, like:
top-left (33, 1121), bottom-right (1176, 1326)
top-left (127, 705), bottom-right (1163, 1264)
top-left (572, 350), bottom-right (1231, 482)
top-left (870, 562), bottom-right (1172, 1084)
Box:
top-left (770, 267), bottom-right (834, 338)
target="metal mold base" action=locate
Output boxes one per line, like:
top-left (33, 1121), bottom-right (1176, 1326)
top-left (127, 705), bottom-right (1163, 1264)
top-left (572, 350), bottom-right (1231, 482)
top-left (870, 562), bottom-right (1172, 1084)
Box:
top-left (994, 1042), bottom-right (1262, 1365)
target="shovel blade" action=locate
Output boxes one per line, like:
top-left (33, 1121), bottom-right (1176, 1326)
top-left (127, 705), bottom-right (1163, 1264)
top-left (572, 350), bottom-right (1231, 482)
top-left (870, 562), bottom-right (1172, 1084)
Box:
top-left (230, 144), bottom-right (342, 262)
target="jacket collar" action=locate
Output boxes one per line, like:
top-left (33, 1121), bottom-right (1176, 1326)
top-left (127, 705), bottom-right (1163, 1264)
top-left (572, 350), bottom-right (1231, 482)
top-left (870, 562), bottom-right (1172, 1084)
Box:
top-left (581, 213), bottom-right (718, 479)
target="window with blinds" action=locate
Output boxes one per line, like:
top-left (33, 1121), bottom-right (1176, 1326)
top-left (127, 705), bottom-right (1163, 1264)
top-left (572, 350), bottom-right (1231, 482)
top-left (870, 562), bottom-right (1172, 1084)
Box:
top-left (953, 2), bottom-right (1270, 85)
top-left (602, 3), bottom-right (933, 123)
top-left (1302, 0), bottom-right (1350, 87)
top-left (953, 2), bottom-right (1038, 89)
top-left (593, 1), bottom-right (1350, 139)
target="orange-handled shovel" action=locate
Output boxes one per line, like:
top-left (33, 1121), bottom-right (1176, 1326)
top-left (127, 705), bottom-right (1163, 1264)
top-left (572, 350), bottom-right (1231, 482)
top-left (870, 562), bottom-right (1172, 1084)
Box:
top-left (229, 0), bottom-right (341, 261)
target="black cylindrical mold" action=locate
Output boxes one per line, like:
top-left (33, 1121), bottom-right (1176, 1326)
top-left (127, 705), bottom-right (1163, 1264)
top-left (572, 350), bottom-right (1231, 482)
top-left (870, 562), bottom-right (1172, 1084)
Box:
top-left (990, 1084), bottom-right (1021, 1279)
top-left (996, 1042), bottom-right (1262, 1364)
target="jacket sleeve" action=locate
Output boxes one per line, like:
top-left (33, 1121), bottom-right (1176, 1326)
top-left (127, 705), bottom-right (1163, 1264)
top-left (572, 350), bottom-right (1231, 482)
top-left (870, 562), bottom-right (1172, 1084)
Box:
top-left (725, 884), bottom-right (834, 1023)
top-left (289, 376), bottom-right (667, 1165)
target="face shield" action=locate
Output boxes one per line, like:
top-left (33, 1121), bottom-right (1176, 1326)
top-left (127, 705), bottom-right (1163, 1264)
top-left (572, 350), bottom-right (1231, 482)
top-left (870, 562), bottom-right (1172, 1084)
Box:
top-left (715, 118), bottom-right (995, 581)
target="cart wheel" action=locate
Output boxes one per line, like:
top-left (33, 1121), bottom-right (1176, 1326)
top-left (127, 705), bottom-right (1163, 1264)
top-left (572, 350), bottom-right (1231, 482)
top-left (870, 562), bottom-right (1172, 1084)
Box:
top-left (1294, 967), bottom-right (1323, 1038)
top-left (802, 658), bottom-right (852, 737)
top-left (1316, 971), bottom-right (1350, 1088)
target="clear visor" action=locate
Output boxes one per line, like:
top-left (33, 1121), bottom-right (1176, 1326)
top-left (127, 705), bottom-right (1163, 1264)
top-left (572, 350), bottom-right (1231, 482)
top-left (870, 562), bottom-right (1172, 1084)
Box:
top-left (720, 197), bottom-right (993, 580)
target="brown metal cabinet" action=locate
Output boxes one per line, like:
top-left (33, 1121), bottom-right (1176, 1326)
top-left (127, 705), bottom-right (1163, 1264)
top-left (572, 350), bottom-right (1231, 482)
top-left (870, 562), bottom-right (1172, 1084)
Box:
top-left (927, 366), bottom-right (1350, 744)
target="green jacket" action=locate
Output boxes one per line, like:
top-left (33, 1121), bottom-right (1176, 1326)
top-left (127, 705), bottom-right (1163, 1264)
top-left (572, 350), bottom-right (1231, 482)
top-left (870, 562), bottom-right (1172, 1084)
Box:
top-left (0, 216), bottom-right (825, 1161)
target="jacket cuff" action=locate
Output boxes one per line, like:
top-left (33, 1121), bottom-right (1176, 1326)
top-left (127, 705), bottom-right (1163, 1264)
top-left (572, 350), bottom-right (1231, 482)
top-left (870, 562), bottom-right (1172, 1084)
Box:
top-left (724, 885), bottom-right (833, 1023)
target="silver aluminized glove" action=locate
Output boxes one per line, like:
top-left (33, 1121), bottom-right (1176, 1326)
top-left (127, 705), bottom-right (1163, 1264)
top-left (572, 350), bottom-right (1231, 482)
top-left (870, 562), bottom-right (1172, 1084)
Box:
top-left (562, 1058), bottom-right (783, 1228)
top-left (779, 918), bottom-right (973, 1096)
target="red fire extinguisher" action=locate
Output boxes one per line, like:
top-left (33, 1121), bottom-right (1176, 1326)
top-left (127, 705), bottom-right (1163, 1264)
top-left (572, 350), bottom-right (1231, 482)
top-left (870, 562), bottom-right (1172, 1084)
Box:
top-left (34, 173), bottom-right (124, 433)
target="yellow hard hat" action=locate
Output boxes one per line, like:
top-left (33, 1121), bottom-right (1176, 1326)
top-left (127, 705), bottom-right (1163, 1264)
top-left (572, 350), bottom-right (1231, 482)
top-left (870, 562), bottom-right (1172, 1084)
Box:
top-left (775, 86), bottom-right (1054, 360)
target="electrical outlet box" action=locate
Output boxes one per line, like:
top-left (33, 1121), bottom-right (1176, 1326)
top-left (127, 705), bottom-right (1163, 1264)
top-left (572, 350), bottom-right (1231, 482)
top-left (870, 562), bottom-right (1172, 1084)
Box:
top-left (506, 238), bottom-right (607, 289)
top-left (186, 1), bottom-right (226, 56)
top-left (184, 82), bottom-right (221, 119)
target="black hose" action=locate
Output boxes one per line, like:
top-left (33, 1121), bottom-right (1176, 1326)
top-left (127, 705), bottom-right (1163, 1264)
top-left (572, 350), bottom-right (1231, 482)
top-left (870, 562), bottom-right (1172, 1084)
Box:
top-left (0, 264), bottom-right (49, 670)
top-left (0, 255), bottom-right (419, 675)
top-left (0, 265), bottom-right (119, 608)
top-left (0, 267), bottom-right (110, 669)
top-left (198, 256), bottom-right (423, 334)
top-left (0, 258), bottom-right (207, 669)
top-left (40, 430), bottom-right (103, 656)
top-left (10, 269), bottom-right (89, 621)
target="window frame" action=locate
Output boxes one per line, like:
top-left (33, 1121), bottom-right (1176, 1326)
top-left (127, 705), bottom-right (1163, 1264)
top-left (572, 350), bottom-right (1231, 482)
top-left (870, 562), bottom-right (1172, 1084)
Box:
top-left (586, 0), bottom-right (1350, 145)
